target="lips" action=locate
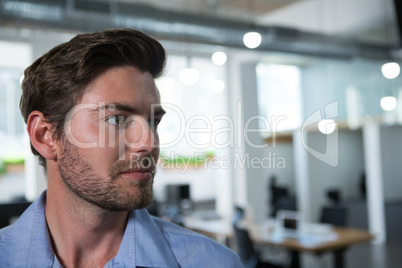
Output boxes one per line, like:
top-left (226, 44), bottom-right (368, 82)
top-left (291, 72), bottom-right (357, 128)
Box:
top-left (119, 168), bottom-right (155, 181)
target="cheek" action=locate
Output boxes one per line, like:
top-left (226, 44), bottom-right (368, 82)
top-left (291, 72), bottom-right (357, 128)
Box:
top-left (70, 125), bottom-right (121, 162)
top-left (152, 146), bottom-right (160, 158)
top-left (79, 146), bottom-right (119, 168)
top-left (67, 115), bottom-right (100, 146)
top-left (155, 135), bottom-right (160, 150)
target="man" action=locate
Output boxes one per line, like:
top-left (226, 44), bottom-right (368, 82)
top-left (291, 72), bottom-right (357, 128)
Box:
top-left (0, 28), bottom-right (243, 267)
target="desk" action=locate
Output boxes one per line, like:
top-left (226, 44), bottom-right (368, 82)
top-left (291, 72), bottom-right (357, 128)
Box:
top-left (182, 215), bottom-right (232, 245)
top-left (183, 216), bottom-right (374, 268)
top-left (247, 220), bottom-right (374, 268)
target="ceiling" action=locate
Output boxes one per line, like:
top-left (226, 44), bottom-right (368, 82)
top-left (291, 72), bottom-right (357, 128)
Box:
top-left (0, 0), bottom-right (399, 59)
top-left (118, 0), bottom-right (399, 47)
top-left (125, 0), bottom-right (299, 20)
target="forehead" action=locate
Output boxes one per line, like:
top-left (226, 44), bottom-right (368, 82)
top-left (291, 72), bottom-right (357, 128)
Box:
top-left (80, 66), bottom-right (160, 109)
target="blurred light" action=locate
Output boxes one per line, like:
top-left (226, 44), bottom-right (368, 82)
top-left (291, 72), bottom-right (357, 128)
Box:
top-left (346, 85), bottom-right (360, 130)
top-left (211, 51), bottom-right (227, 65)
top-left (210, 80), bottom-right (225, 93)
top-left (318, 119), bottom-right (336, 134)
top-left (179, 68), bottom-right (199, 85)
top-left (243, 32), bottom-right (262, 49)
top-left (397, 89), bottom-right (402, 124)
top-left (20, 75), bottom-right (24, 85)
top-left (156, 76), bottom-right (175, 90)
top-left (381, 62), bottom-right (400, 79)
top-left (380, 96), bottom-right (397, 111)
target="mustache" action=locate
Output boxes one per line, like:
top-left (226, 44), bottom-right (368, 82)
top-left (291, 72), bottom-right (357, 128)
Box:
top-left (109, 156), bottom-right (157, 180)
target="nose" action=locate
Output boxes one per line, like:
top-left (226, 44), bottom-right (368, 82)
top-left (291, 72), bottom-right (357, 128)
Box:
top-left (123, 116), bottom-right (159, 156)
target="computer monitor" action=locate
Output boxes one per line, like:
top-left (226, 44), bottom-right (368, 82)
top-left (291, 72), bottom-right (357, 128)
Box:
top-left (275, 210), bottom-right (302, 237)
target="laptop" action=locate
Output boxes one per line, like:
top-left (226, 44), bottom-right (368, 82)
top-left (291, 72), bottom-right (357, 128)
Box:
top-left (275, 210), bottom-right (303, 239)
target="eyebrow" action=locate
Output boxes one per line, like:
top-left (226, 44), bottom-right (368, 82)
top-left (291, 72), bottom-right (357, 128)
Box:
top-left (94, 102), bottom-right (166, 116)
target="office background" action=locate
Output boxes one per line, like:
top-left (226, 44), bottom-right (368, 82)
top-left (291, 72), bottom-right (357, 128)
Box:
top-left (0, 0), bottom-right (402, 267)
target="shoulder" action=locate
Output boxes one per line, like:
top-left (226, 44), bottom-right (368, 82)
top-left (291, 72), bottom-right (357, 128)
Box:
top-left (0, 225), bottom-right (12, 246)
top-left (0, 225), bottom-right (10, 262)
top-left (0, 213), bottom-right (31, 266)
top-left (0, 204), bottom-right (31, 248)
top-left (0, 192), bottom-right (51, 266)
top-left (0, 224), bottom-right (19, 255)
top-left (151, 216), bottom-right (244, 267)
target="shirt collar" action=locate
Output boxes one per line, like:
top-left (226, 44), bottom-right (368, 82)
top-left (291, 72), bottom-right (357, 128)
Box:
top-left (112, 209), bottom-right (179, 268)
top-left (10, 191), bottom-right (178, 268)
top-left (31, 192), bottom-right (57, 266)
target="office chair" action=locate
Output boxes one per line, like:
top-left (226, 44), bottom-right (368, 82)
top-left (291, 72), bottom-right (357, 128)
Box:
top-left (233, 224), bottom-right (285, 268)
top-left (272, 197), bottom-right (297, 218)
top-left (166, 184), bottom-right (192, 215)
top-left (320, 205), bottom-right (347, 227)
top-left (313, 205), bottom-right (348, 267)
top-left (0, 201), bottom-right (31, 228)
top-left (232, 207), bottom-right (288, 268)
top-left (233, 206), bottom-right (245, 225)
top-left (146, 199), bottom-right (160, 217)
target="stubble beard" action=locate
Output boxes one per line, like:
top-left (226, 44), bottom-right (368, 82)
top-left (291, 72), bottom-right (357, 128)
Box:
top-left (58, 140), bottom-right (154, 211)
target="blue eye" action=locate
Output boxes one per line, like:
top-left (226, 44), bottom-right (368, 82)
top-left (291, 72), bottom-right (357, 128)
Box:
top-left (107, 115), bottom-right (126, 125)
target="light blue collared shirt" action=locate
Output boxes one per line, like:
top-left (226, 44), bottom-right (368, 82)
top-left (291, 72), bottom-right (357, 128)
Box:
top-left (0, 191), bottom-right (243, 268)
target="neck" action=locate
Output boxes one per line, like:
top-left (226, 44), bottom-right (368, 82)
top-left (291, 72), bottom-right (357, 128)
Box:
top-left (45, 173), bottom-right (128, 268)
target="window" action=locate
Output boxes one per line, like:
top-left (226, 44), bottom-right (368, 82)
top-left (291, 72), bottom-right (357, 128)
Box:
top-left (156, 54), bottom-right (227, 156)
top-left (0, 41), bottom-right (32, 161)
top-left (256, 63), bottom-right (302, 136)
top-left (154, 53), bottom-right (228, 202)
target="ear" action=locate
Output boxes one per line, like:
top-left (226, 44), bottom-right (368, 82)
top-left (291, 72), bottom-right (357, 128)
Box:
top-left (27, 111), bottom-right (58, 161)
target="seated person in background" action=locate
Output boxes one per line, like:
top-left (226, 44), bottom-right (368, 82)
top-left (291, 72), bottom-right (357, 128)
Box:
top-left (0, 28), bottom-right (242, 268)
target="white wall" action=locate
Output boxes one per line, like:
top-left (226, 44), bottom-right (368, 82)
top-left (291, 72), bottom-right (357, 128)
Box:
top-left (239, 62), bottom-right (269, 218)
top-left (380, 125), bottom-right (402, 201)
top-left (307, 128), bottom-right (365, 221)
top-left (262, 142), bottom-right (296, 197)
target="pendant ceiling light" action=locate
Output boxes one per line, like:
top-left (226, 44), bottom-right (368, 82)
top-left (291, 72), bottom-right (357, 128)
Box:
top-left (380, 0), bottom-right (400, 79)
top-left (210, 79), bottom-right (225, 93)
top-left (380, 96), bottom-right (397, 111)
top-left (243, 32), bottom-right (262, 49)
top-left (243, 0), bottom-right (261, 49)
top-left (378, 1), bottom-right (399, 113)
top-left (381, 62), bottom-right (400, 79)
top-left (211, 51), bottom-right (227, 65)
top-left (318, 119), bottom-right (336, 135)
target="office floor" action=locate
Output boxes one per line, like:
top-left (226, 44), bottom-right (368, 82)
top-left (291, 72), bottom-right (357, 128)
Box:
top-left (345, 242), bottom-right (402, 268)
top-left (264, 241), bottom-right (402, 268)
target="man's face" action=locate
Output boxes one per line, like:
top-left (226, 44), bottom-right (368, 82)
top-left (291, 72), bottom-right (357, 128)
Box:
top-left (58, 66), bottom-right (165, 211)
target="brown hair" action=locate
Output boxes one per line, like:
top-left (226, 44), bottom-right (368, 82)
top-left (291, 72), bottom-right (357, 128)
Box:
top-left (20, 28), bottom-right (166, 168)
